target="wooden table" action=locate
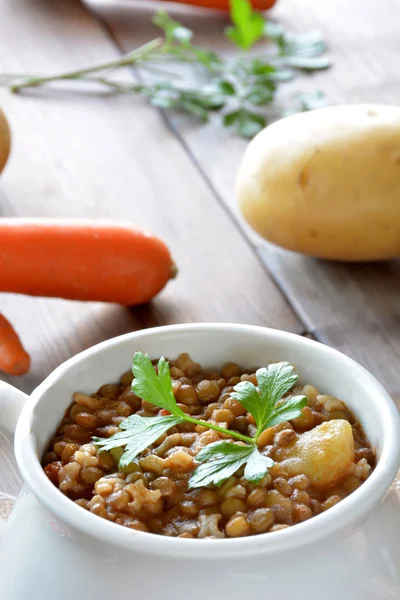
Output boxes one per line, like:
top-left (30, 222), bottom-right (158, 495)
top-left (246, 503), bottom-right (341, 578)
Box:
top-left (0, 0), bottom-right (399, 517)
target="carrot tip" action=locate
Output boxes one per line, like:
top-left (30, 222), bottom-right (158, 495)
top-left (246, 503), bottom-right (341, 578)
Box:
top-left (2, 353), bottom-right (31, 376)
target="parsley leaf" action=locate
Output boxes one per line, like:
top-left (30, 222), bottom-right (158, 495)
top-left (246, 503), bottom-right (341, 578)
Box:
top-left (4, 5), bottom-right (332, 139)
top-left (153, 11), bottom-right (193, 45)
top-left (129, 352), bottom-right (253, 444)
top-left (131, 352), bottom-right (185, 416)
top-left (256, 362), bottom-right (299, 413)
top-left (152, 11), bottom-right (220, 72)
top-left (285, 55), bottom-right (331, 70)
top-left (223, 108), bottom-right (266, 138)
top-left (94, 353), bottom-right (307, 488)
top-left (232, 362), bottom-right (307, 435)
top-left (189, 441), bottom-right (254, 488)
top-left (244, 448), bottom-right (274, 483)
top-left (265, 21), bottom-right (329, 59)
top-left (263, 395), bottom-right (308, 429)
top-left (189, 441), bottom-right (274, 488)
top-left (295, 90), bottom-right (327, 111)
top-left (225, 0), bottom-right (265, 50)
top-left (139, 82), bottom-right (225, 121)
top-left (244, 83), bottom-right (275, 106)
top-left (93, 414), bottom-right (184, 468)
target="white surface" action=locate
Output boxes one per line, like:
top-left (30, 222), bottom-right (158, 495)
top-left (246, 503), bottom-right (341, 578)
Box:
top-left (85, 0), bottom-right (224, 18)
top-left (87, 0), bottom-right (184, 7)
top-left (0, 324), bottom-right (400, 599)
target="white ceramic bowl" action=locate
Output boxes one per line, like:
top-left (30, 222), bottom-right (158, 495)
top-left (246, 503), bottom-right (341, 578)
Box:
top-left (0, 324), bottom-right (399, 600)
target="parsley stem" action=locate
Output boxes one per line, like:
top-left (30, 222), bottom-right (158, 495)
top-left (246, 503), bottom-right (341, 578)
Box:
top-left (183, 415), bottom-right (255, 445)
top-left (9, 38), bottom-right (163, 93)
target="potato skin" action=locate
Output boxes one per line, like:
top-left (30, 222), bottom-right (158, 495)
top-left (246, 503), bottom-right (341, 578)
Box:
top-left (237, 104), bottom-right (400, 261)
top-left (0, 109), bottom-right (10, 174)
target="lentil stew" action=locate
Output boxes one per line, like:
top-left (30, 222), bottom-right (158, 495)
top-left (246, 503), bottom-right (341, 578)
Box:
top-left (43, 353), bottom-right (375, 539)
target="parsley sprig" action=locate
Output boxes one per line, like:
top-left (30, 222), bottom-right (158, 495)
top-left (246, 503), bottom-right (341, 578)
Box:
top-left (1, 0), bottom-right (331, 138)
top-left (225, 0), bottom-right (265, 50)
top-left (93, 352), bottom-right (307, 488)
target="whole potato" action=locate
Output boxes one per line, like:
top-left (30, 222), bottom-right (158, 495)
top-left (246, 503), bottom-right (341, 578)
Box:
top-left (237, 104), bottom-right (400, 261)
top-left (0, 109), bottom-right (11, 174)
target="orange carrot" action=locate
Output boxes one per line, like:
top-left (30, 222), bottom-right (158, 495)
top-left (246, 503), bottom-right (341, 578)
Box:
top-left (160, 0), bottom-right (277, 10)
top-left (0, 313), bottom-right (30, 375)
top-left (0, 219), bottom-right (176, 305)
top-left (0, 109), bottom-right (11, 174)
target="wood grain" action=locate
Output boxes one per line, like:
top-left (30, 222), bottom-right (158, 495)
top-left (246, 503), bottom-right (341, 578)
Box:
top-left (257, 249), bottom-right (400, 394)
top-left (95, 0), bottom-right (400, 396)
top-left (1, 0), bottom-right (400, 518)
top-left (0, 0), bottom-right (301, 395)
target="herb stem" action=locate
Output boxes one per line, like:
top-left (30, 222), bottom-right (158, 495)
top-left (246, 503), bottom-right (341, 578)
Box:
top-left (86, 78), bottom-right (142, 93)
top-left (183, 415), bottom-right (255, 445)
top-left (139, 63), bottom-right (182, 79)
top-left (93, 352), bottom-right (307, 488)
top-left (9, 38), bottom-right (163, 93)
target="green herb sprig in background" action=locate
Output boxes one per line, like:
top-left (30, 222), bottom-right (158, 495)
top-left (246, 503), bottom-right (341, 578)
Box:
top-left (93, 352), bottom-right (307, 488)
top-left (1, 0), bottom-right (331, 138)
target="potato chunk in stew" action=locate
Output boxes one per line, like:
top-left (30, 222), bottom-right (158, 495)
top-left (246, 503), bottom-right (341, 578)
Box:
top-left (280, 420), bottom-right (355, 489)
top-left (43, 354), bottom-right (375, 539)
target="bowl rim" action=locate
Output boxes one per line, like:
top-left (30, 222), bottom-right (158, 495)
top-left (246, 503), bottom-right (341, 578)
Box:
top-left (14, 323), bottom-right (400, 559)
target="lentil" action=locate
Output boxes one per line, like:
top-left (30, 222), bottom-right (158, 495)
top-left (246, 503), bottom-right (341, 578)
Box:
top-left (225, 514), bottom-right (250, 537)
top-left (175, 384), bottom-right (198, 406)
top-left (196, 380), bottom-right (221, 403)
top-left (248, 508), bottom-right (274, 534)
top-left (43, 352), bottom-right (375, 539)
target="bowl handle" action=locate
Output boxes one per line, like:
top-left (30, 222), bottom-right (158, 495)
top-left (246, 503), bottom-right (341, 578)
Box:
top-left (0, 383), bottom-right (28, 540)
top-left (0, 381), bottom-right (28, 437)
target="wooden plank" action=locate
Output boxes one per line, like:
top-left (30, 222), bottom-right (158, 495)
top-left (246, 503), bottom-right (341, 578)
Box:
top-left (302, 329), bottom-right (400, 405)
top-left (317, 321), bottom-right (400, 400)
top-left (95, 0), bottom-right (400, 396)
top-left (0, 0), bottom-right (301, 394)
top-left (258, 247), bottom-right (400, 332)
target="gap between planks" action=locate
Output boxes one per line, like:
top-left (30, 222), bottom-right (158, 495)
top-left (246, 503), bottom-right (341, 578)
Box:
top-left (86, 2), bottom-right (312, 340)
top-left (0, 0), bottom-right (303, 393)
